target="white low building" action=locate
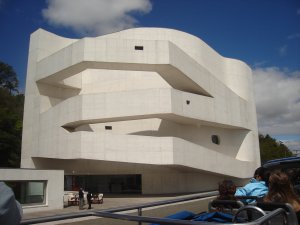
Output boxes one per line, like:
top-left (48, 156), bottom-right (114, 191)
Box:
top-left (0, 169), bottom-right (64, 212)
top-left (21, 27), bottom-right (260, 197)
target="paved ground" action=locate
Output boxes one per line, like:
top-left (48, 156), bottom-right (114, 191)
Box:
top-left (22, 194), bottom-right (215, 225)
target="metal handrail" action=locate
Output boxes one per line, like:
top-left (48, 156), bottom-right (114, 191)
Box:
top-left (21, 208), bottom-right (290, 225)
top-left (105, 191), bottom-right (219, 213)
top-left (94, 208), bottom-right (289, 225)
top-left (249, 208), bottom-right (288, 225)
top-left (21, 191), bottom-right (292, 225)
top-left (22, 211), bottom-right (216, 225)
top-left (21, 191), bottom-right (218, 224)
top-left (21, 211), bottom-right (94, 225)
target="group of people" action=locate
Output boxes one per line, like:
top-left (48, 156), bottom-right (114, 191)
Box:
top-left (78, 188), bottom-right (93, 210)
top-left (217, 167), bottom-right (300, 222)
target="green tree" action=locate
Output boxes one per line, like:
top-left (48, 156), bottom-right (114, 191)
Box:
top-left (0, 61), bottom-right (19, 94)
top-left (259, 134), bottom-right (293, 163)
top-left (0, 61), bottom-right (24, 167)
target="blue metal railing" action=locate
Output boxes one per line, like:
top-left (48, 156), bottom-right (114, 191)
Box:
top-left (21, 191), bottom-right (218, 224)
top-left (21, 191), bottom-right (292, 225)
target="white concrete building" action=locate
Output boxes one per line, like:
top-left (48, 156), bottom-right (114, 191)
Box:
top-left (21, 28), bottom-right (260, 195)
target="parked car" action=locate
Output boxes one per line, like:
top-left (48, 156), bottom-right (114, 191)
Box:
top-left (262, 156), bottom-right (300, 170)
top-left (263, 156), bottom-right (300, 197)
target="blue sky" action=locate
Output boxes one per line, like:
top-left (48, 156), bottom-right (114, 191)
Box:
top-left (0, 0), bottom-right (299, 150)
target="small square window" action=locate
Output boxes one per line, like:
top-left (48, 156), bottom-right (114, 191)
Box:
top-left (135, 46), bottom-right (144, 50)
top-left (186, 100), bottom-right (190, 105)
top-left (105, 126), bottom-right (112, 130)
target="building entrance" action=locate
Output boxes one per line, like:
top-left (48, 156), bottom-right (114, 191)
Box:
top-left (64, 174), bottom-right (141, 194)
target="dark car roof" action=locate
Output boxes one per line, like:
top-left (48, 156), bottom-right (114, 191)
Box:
top-left (262, 156), bottom-right (300, 169)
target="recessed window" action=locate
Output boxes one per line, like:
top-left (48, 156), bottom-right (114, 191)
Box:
top-left (6, 181), bottom-right (47, 205)
top-left (211, 135), bottom-right (220, 145)
top-left (186, 100), bottom-right (190, 105)
top-left (105, 126), bottom-right (112, 130)
top-left (135, 46), bottom-right (144, 50)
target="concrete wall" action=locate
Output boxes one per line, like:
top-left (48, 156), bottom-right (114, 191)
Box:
top-left (21, 28), bottom-right (260, 194)
top-left (0, 169), bottom-right (64, 213)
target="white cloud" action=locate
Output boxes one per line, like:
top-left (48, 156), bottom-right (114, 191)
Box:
top-left (253, 67), bottom-right (300, 137)
top-left (42, 0), bottom-right (152, 36)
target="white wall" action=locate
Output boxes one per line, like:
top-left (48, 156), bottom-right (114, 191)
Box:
top-left (21, 28), bottom-right (260, 194)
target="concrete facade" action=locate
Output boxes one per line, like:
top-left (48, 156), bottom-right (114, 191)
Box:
top-left (21, 28), bottom-right (260, 194)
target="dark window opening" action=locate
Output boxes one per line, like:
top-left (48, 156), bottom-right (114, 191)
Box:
top-left (64, 175), bottom-right (142, 194)
top-left (105, 126), bottom-right (112, 130)
top-left (211, 135), bottom-right (220, 145)
top-left (135, 46), bottom-right (144, 50)
top-left (6, 181), bottom-right (47, 205)
top-left (186, 100), bottom-right (190, 105)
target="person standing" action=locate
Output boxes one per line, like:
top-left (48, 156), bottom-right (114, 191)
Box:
top-left (78, 188), bottom-right (84, 210)
top-left (87, 191), bottom-right (92, 209)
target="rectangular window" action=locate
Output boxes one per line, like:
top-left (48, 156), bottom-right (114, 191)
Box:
top-left (105, 126), bottom-right (112, 130)
top-left (6, 181), bottom-right (47, 205)
top-left (134, 46), bottom-right (144, 50)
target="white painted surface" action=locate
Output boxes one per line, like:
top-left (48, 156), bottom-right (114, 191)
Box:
top-left (21, 28), bottom-right (260, 194)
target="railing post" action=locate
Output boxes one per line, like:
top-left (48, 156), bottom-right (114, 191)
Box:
top-left (138, 207), bottom-right (142, 225)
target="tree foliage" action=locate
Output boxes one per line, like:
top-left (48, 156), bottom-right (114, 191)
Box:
top-left (0, 61), bottom-right (24, 168)
top-left (0, 62), bottom-right (19, 94)
top-left (259, 134), bottom-right (294, 163)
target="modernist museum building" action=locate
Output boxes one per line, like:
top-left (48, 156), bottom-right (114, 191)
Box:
top-left (20, 27), bottom-right (260, 197)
